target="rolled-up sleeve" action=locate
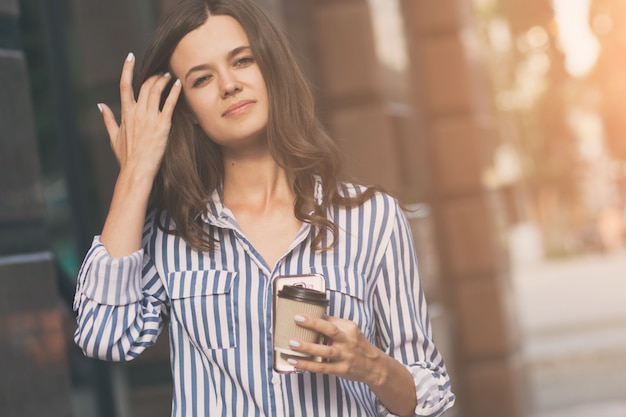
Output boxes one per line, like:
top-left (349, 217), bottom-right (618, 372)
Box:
top-left (374, 201), bottom-right (455, 417)
top-left (73, 236), bottom-right (168, 362)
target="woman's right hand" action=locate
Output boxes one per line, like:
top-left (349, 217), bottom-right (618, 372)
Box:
top-left (98, 53), bottom-right (182, 258)
top-left (99, 52), bottom-right (182, 180)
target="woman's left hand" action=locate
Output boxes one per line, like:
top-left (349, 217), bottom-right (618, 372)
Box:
top-left (288, 314), bottom-right (418, 417)
top-left (286, 315), bottom-right (385, 386)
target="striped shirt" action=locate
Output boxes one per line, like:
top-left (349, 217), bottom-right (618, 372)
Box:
top-left (73, 180), bottom-right (455, 417)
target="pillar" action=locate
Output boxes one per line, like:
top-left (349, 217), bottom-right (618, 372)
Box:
top-left (399, 0), bottom-right (530, 416)
top-left (307, 0), bottom-right (405, 196)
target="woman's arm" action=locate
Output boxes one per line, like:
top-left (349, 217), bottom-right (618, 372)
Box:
top-left (98, 52), bottom-right (181, 258)
top-left (73, 53), bottom-right (181, 359)
top-left (73, 234), bottom-right (168, 361)
top-left (285, 198), bottom-right (455, 417)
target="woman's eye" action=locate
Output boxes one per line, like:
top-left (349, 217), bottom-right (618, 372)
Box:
top-left (192, 75), bottom-right (212, 88)
top-left (235, 56), bottom-right (254, 67)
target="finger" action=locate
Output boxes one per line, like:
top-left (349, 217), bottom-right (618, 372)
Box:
top-left (120, 52), bottom-right (137, 110)
top-left (145, 72), bottom-right (173, 112)
top-left (98, 102), bottom-right (120, 142)
top-left (161, 78), bottom-right (182, 117)
top-left (135, 74), bottom-right (162, 111)
top-left (287, 337), bottom-right (337, 360)
top-left (286, 353), bottom-right (340, 376)
top-left (295, 314), bottom-right (343, 341)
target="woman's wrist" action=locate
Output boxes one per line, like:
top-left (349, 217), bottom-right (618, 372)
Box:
top-left (366, 350), bottom-right (417, 417)
top-left (364, 347), bottom-right (389, 388)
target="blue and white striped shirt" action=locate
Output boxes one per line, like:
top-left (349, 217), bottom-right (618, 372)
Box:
top-left (73, 180), bottom-right (455, 416)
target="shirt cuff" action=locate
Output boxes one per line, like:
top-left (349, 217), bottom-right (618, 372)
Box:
top-left (376, 363), bottom-right (456, 417)
top-left (76, 236), bottom-right (145, 307)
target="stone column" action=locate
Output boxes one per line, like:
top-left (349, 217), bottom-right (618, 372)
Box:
top-left (0, 1), bottom-right (73, 416)
top-left (306, 0), bottom-right (405, 196)
top-left (399, 1), bottom-right (530, 416)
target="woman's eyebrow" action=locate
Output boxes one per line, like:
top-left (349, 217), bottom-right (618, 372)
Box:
top-left (228, 45), bottom-right (252, 59)
top-left (183, 45), bottom-right (252, 82)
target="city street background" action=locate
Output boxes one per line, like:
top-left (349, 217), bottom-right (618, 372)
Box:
top-left (515, 248), bottom-right (626, 417)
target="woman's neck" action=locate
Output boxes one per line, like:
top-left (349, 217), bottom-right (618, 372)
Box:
top-left (222, 151), bottom-right (293, 212)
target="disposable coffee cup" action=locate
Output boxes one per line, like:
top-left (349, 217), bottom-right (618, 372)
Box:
top-left (273, 285), bottom-right (329, 357)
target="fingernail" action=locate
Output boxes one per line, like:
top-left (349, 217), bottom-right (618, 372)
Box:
top-left (287, 358), bottom-right (298, 365)
top-left (163, 72), bottom-right (171, 78)
top-left (126, 52), bottom-right (135, 62)
top-left (174, 79), bottom-right (181, 86)
top-left (294, 315), bottom-right (305, 323)
top-left (289, 339), bottom-right (300, 348)
top-left (97, 103), bottom-right (103, 113)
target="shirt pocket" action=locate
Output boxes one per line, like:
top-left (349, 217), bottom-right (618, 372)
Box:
top-left (319, 267), bottom-right (371, 332)
top-left (168, 269), bottom-right (237, 350)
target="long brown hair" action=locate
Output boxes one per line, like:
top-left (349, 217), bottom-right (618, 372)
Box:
top-left (140, 0), bottom-right (378, 251)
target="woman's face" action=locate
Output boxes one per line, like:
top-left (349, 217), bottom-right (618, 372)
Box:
top-left (170, 15), bottom-right (269, 150)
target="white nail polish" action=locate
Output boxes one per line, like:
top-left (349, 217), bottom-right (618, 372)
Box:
top-left (294, 315), bottom-right (305, 323)
top-left (289, 340), bottom-right (300, 348)
top-left (97, 103), bottom-right (103, 113)
top-left (163, 72), bottom-right (171, 78)
top-left (126, 52), bottom-right (135, 62)
top-left (174, 79), bottom-right (181, 86)
top-left (287, 358), bottom-right (298, 365)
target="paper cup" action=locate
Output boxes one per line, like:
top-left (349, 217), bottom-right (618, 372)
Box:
top-left (273, 285), bottom-right (328, 357)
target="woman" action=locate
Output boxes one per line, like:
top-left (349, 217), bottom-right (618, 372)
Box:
top-left (73, 0), bottom-right (455, 416)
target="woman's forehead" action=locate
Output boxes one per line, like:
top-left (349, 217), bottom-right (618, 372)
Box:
top-left (171, 15), bottom-right (251, 70)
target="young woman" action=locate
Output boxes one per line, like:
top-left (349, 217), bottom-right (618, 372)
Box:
top-left (73, 0), bottom-right (455, 416)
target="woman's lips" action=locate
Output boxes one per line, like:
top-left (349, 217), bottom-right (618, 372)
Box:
top-left (222, 100), bottom-right (255, 117)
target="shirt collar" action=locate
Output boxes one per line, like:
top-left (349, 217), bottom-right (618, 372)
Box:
top-left (199, 175), bottom-right (324, 226)
top-left (199, 183), bottom-right (228, 226)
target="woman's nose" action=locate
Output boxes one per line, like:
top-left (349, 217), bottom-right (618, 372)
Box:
top-left (221, 73), bottom-right (242, 98)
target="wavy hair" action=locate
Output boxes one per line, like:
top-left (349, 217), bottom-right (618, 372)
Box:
top-left (140, 0), bottom-right (378, 251)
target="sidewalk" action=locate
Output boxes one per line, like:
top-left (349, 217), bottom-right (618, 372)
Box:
top-left (513, 249), bottom-right (626, 417)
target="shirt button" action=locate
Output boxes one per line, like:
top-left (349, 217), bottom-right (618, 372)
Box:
top-left (271, 375), bottom-right (280, 385)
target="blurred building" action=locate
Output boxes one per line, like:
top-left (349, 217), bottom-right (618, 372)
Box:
top-left (2, 0), bottom-right (532, 416)
top-left (1, 0), bottom-right (74, 416)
